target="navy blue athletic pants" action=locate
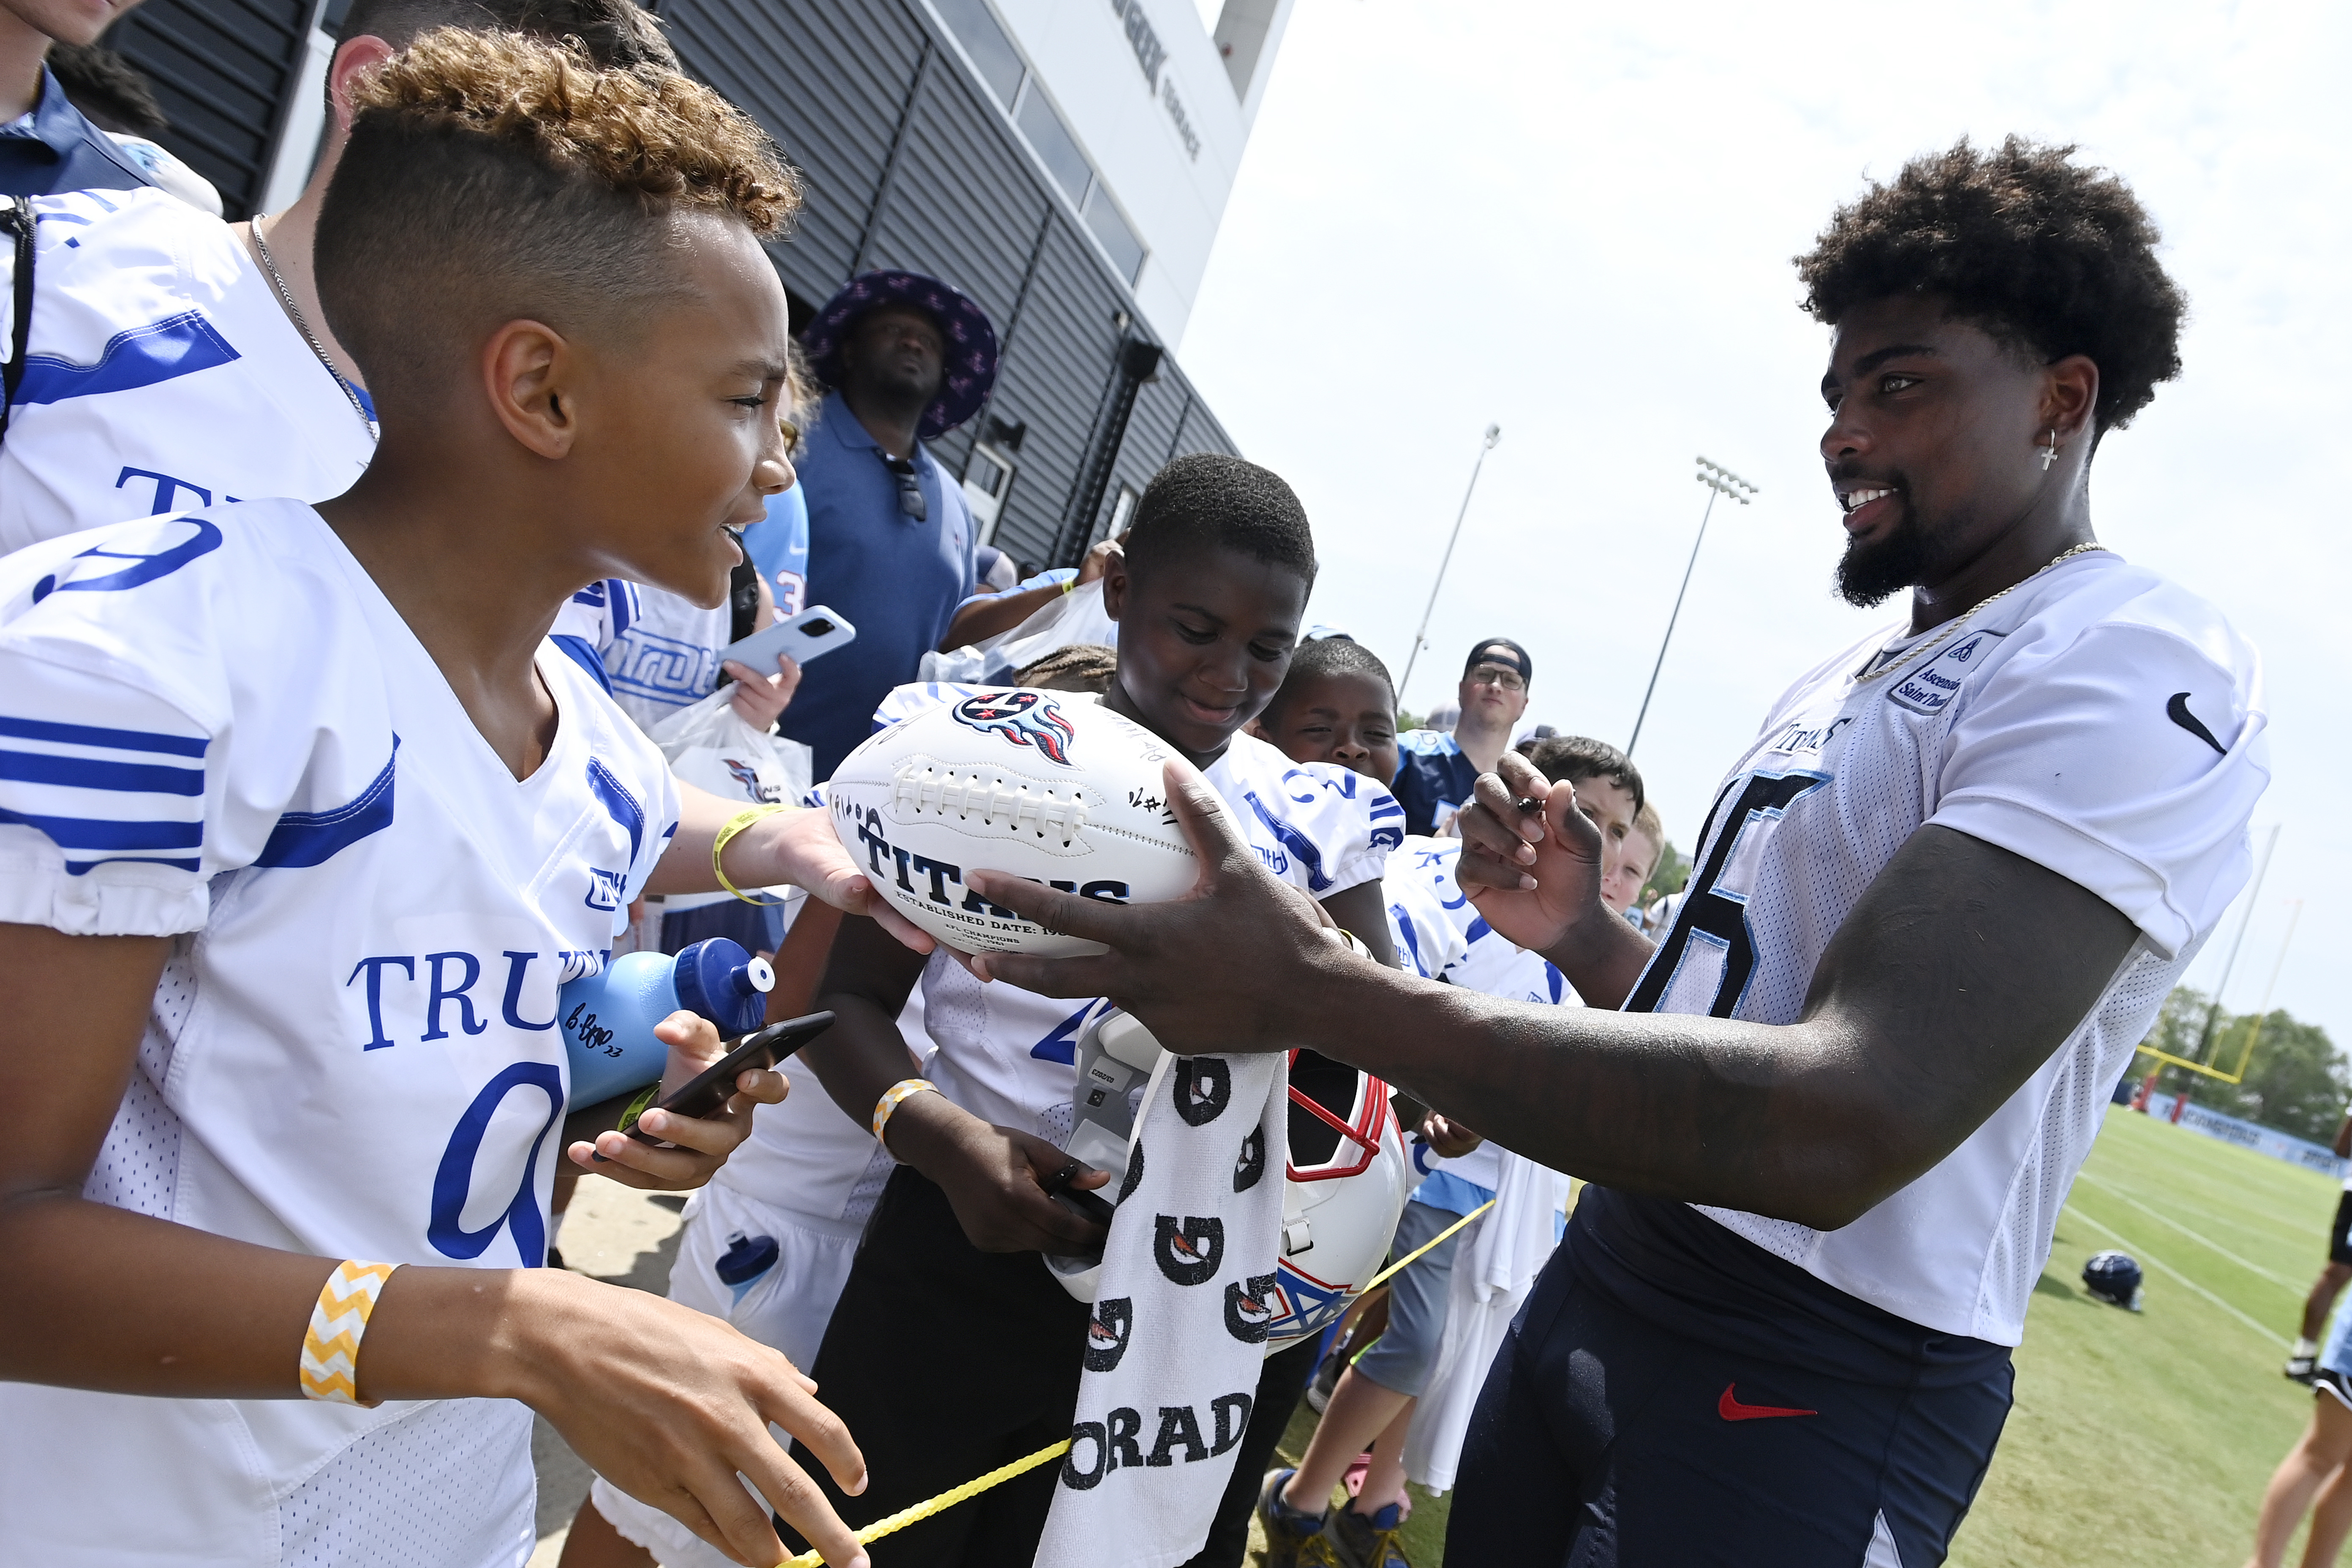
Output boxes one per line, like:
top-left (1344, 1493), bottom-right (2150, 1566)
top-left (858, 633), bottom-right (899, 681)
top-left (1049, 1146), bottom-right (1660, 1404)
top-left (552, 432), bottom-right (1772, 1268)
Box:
top-left (1445, 1191), bottom-right (2014, 1567)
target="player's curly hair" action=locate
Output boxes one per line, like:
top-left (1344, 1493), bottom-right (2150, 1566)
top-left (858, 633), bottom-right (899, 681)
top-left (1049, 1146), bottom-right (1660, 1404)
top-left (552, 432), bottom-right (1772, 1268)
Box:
top-left (317, 27), bottom-right (800, 398)
top-left (1794, 135), bottom-right (2185, 434)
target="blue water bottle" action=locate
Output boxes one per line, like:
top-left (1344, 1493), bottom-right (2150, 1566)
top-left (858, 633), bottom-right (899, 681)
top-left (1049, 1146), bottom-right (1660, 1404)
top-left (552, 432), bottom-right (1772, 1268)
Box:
top-left (559, 938), bottom-right (776, 1106)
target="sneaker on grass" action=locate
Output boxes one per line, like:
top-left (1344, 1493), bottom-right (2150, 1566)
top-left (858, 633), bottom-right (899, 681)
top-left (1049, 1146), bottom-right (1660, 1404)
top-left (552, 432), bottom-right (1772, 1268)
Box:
top-left (1258, 1467), bottom-right (1345, 1568)
top-left (1331, 1501), bottom-right (1410, 1568)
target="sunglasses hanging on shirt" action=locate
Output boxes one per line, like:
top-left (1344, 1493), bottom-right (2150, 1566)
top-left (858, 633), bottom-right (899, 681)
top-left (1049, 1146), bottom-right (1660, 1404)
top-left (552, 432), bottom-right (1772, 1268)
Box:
top-left (879, 452), bottom-right (928, 521)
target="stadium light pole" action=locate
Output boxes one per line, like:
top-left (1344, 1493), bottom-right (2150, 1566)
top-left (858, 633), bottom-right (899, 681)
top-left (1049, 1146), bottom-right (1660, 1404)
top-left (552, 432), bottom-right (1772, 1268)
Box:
top-left (1627, 456), bottom-right (1756, 757)
top-left (1397, 422), bottom-right (1502, 708)
top-left (2191, 822), bottom-right (2281, 1064)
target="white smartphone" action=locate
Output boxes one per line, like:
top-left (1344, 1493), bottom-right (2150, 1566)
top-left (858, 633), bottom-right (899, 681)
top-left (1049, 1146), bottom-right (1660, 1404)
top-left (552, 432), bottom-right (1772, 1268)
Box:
top-left (718, 604), bottom-right (857, 675)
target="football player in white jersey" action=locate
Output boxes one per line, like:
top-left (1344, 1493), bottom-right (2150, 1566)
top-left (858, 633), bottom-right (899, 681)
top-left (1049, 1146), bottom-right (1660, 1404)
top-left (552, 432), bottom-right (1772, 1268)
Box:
top-left (0, 36), bottom-right (924, 1568)
top-left (740, 455), bottom-right (1404, 1568)
top-left (968, 138), bottom-right (2270, 1567)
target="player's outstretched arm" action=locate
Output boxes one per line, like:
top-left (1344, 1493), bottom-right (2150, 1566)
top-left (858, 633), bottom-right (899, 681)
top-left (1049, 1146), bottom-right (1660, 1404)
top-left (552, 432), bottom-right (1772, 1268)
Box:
top-left (649, 782), bottom-right (934, 954)
top-left (0, 922), bottom-right (871, 1568)
top-left (803, 916), bottom-right (1110, 1255)
top-left (969, 764), bottom-right (2138, 1229)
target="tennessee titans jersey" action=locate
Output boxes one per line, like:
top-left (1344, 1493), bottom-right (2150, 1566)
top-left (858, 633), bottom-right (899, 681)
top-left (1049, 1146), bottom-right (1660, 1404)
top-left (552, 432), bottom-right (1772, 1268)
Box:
top-left (0, 500), bottom-right (679, 1566)
top-left (0, 188), bottom-right (377, 553)
top-left (1635, 552), bottom-right (2267, 1344)
top-left (851, 683), bottom-right (1403, 1143)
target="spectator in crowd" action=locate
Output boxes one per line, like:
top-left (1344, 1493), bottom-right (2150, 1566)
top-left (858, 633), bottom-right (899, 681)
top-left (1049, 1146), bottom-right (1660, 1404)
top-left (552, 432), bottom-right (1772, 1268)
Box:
top-left (1392, 638), bottom-right (1533, 836)
top-left (0, 0), bottom-right (160, 195)
top-left (40, 41), bottom-right (218, 209)
top-left (1605, 800), bottom-right (1666, 924)
top-left (780, 269), bottom-right (998, 777)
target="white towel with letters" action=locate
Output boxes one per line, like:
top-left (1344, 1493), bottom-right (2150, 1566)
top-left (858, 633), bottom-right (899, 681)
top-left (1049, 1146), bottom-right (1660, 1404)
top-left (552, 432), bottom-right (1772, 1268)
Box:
top-left (1034, 1051), bottom-right (1289, 1568)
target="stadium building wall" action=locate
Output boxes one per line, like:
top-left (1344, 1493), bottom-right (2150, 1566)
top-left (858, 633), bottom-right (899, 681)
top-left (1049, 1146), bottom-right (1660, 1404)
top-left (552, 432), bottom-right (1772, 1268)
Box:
top-left (98, 0), bottom-right (1241, 576)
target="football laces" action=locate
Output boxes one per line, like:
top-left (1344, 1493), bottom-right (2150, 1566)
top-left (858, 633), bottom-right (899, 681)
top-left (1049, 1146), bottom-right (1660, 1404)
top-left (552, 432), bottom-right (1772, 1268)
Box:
top-left (890, 762), bottom-right (1091, 846)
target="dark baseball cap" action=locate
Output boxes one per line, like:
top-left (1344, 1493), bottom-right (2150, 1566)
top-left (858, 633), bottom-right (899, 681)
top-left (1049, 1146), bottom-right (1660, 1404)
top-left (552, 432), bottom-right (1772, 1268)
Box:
top-left (1465, 637), bottom-right (1532, 685)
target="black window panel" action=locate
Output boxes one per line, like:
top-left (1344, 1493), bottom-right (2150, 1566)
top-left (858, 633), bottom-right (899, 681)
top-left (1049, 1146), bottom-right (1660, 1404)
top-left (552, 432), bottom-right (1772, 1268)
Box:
top-left (102, 0), bottom-right (316, 220)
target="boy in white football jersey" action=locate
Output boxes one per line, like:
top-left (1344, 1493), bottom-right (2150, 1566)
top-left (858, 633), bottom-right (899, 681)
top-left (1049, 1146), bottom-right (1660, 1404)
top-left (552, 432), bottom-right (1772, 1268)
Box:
top-left (974, 139), bottom-right (2270, 1568)
top-left (751, 455), bottom-right (1405, 1568)
top-left (1252, 646), bottom-right (1612, 1568)
top-left (0, 33), bottom-right (923, 1568)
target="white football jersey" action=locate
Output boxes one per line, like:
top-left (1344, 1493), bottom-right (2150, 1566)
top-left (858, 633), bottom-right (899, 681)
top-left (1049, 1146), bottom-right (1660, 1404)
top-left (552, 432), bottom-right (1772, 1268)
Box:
top-left (1631, 551), bottom-right (2267, 1344)
top-left (844, 683), bottom-right (1403, 1141)
top-left (0, 188), bottom-right (377, 553)
top-left (0, 501), bottom-right (679, 1565)
top-left (1386, 834), bottom-right (1573, 1192)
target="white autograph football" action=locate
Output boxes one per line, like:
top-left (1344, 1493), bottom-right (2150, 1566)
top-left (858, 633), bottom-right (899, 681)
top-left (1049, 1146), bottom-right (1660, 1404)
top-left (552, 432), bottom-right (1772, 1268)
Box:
top-left (827, 689), bottom-right (1205, 956)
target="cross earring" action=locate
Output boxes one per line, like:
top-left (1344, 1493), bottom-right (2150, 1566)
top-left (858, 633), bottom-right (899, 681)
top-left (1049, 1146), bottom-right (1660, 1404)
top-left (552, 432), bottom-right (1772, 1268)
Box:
top-left (2040, 430), bottom-right (2058, 471)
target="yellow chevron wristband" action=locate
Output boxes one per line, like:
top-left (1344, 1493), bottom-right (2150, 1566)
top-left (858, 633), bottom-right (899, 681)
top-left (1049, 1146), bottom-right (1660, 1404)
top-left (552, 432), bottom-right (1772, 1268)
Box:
top-left (872, 1078), bottom-right (939, 1154)
top-left (713, 803), bottom-right (795, 904)
top-left (298, 1260), bottom-right (401, 1406)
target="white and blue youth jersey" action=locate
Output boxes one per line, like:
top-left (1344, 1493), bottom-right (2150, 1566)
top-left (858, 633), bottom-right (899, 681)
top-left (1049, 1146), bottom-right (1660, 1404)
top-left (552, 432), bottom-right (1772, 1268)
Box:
top-left (0, 500), bottom-right (680, 1566)
top-left (0, 188), bottom-right (377, 553)
top-left (1385, 834), bottom-right (1574, 1199)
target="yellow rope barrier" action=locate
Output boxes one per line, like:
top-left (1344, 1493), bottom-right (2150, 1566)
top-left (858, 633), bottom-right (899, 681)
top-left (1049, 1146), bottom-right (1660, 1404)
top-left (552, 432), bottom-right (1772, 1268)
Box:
top-left (1362, 1198), bottom-right (1494, 1292)
top-left (777, 1438), bottom-right (1073, 1567)
top-left (775, 1199), bottom-right (1500, 1565)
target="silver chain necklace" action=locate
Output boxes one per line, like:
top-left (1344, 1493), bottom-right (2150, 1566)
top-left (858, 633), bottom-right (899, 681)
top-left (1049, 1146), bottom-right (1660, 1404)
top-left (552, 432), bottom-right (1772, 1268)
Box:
top-left (250, 215), bottom-right (377, 441)
top-left (1861, 540), bottom-right (2110, 686)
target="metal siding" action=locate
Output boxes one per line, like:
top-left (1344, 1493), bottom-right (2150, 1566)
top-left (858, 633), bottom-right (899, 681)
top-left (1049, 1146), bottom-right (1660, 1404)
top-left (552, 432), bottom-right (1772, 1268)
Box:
top-left (659, 0), bottom-right (921, 302)
top-left (102, 0), bottom-right (314, 220)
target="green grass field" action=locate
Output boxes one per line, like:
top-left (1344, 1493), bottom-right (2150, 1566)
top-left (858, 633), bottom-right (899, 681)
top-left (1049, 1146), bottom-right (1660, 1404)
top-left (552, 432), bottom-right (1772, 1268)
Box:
top-left (1260, 1105), bottom-right (2339, 1566)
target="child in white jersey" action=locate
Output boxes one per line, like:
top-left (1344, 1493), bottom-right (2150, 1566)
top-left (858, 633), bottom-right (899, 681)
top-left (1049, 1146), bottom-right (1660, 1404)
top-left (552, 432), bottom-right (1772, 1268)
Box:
top-left (0, 33), bottom-right (926, 1568)
top-left (1249, 644), bottom-right (1617, 1568)
top-left (749, 455), bottom-right (1404, 1568)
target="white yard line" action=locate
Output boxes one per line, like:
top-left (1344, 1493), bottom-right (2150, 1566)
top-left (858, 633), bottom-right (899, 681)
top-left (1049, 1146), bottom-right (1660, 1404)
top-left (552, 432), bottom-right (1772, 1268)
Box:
top-left (2072, 1171), bottom-right (2303, 1292)
top-left (2063, 1203), bottom-right (2289, 1350)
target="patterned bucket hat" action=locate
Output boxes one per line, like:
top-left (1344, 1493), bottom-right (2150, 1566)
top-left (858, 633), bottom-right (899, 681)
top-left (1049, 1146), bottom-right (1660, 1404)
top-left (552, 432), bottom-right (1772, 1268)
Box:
top-left (804, 270), bottom-right (1000, 441)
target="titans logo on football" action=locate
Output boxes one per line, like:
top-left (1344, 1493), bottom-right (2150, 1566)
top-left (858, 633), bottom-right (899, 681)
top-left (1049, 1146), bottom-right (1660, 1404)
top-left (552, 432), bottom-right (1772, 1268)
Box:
top-left (951, 689), bottom-right (1078, 765)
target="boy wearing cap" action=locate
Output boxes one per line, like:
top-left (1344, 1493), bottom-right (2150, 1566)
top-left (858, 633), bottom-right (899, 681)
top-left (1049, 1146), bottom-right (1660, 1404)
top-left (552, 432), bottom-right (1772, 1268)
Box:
top-left (781, 270), bottom-right (999, 778)
top-left (1392, 637), bottom-right (1533, 837)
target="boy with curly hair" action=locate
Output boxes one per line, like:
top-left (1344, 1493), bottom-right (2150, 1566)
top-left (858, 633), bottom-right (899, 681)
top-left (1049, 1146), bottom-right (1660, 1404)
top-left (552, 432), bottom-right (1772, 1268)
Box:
top-left (969, 136), bottom-right (2268, 1568)
top-left (0, 31), bottom-right (914, 1568)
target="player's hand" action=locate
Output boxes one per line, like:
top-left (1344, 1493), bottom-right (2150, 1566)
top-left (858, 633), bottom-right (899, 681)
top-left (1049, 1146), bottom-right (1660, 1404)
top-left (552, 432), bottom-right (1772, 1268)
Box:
top-left (1454, 752), bottom-right (1609, 953)
top-left (1420, 1111), bottom-right (1484, 1159)
top-left (509, 1268), bottom-right (870, 1568)
top-left (568, 1011), bottom-right (784, 1187)
top-left (722, 651), bottom-right (801, 730)
top-left (731, 805), bottom-right (934, 955)
top-left (965, 761), bottom-right (1366, 1054)
top-left (889, 1094), bottom-right (1111, 1254)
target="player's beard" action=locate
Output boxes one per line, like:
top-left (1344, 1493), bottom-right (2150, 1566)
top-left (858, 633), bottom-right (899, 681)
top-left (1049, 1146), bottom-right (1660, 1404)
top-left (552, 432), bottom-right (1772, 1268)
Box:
top-left (1835, 501), bottom-right (1933, 607)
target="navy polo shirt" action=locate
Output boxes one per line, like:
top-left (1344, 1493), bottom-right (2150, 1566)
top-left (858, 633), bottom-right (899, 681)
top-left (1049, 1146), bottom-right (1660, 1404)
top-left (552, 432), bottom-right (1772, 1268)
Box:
top-left (1391, 729), bottom-right (1483, 837)
top-left (0, 65), bottom-right (157, 197)
top-left (780, 390), bottom-right (975, 778)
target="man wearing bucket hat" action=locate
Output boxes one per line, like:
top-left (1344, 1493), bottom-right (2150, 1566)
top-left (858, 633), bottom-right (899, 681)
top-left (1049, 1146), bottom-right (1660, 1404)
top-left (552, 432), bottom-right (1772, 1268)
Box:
top-left (781, 269), bottom-right (1000, 778)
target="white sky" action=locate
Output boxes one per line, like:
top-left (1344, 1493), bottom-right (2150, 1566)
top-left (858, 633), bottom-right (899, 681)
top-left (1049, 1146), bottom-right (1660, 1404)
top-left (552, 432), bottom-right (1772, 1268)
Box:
top-left (1178, 0), bottom-right (2351, 1055)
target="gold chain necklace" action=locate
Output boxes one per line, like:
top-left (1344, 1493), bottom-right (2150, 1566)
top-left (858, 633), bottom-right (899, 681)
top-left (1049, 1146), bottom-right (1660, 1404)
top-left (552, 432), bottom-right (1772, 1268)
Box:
top-left (1861, 540), bottom-right (2110, 687)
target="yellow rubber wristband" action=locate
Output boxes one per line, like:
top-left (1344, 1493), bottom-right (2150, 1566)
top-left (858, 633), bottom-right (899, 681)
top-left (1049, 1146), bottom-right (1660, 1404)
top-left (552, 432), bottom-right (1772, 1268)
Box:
top-left (299, 1260), bottom-right (401, 1406)
top-left (713, 803), bottom-right (794, 904)
top-left (872, 1078), bottom-right (939, 1154)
